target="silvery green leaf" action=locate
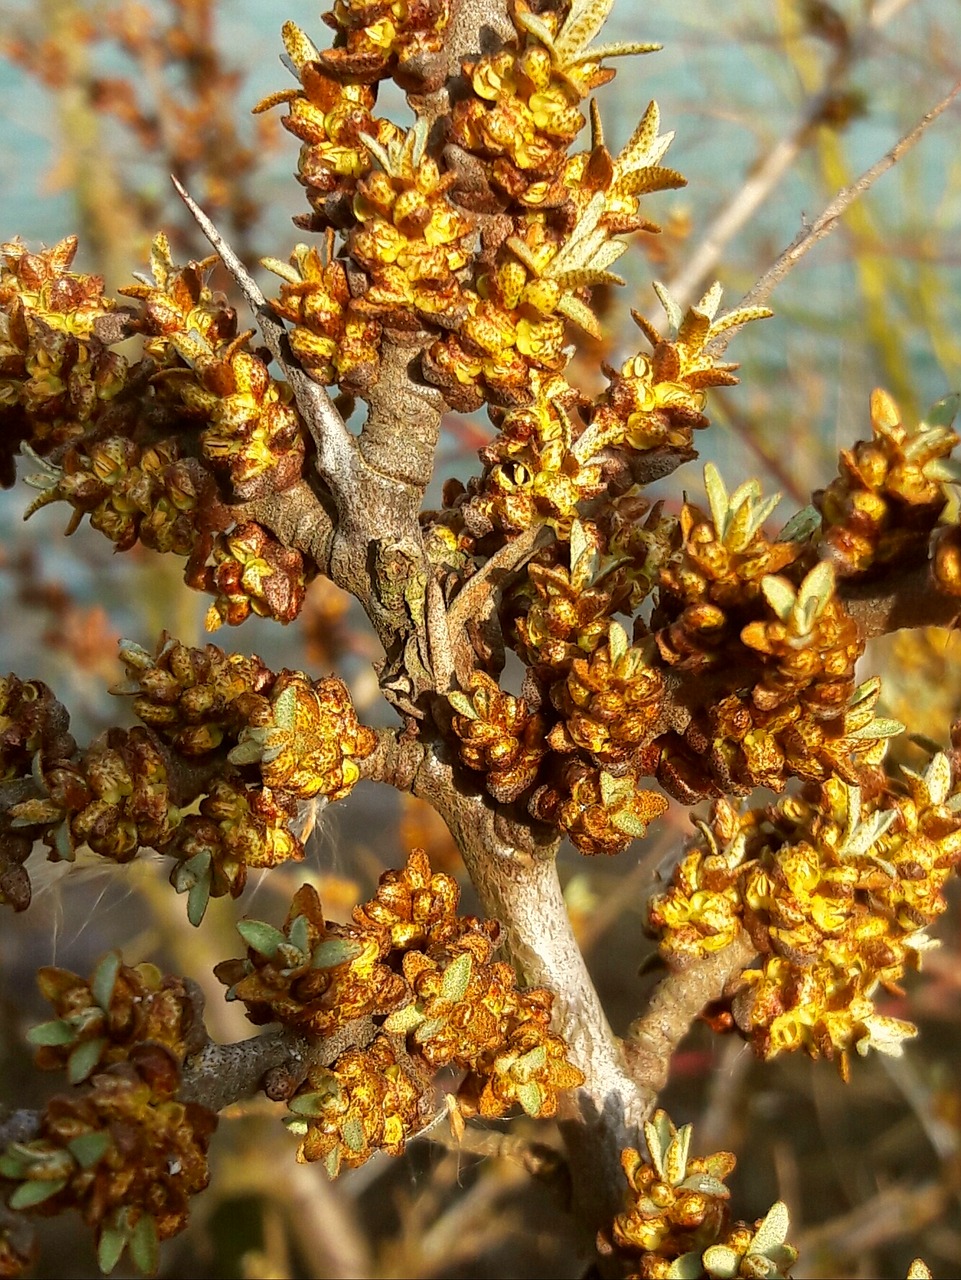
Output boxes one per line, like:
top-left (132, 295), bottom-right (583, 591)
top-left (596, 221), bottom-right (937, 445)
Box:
top-left (920, 392), bottom-right (960, 432)
top-left (9, 1178), bottom-right (68, 1210)
top-left (27, 1019), bottom-right (75, 1047)
top-left (516, 1081), bottom-right (544, 1117)
top-left (750, 1200), bottom-right (790, 1255)
top-left (841, 808), bottom-right (897, 860)
top-left (311, 937), bottom-right (363, 969)
top-left (413, 1016), bottom-right (446, 1043)
top-left (67, 1037), bottom-right (106, 1085)
top-left (129, 1212), bottom-right (159, 1277)
top-left (611, 808), bottom-right (652, 837)
top-left (846, 717), bottom-right (903, 741)
top-left (287, 914), bottom-right (310, 958)
top-left (777, 504), bottom-right (821, 543)
top-left (695, 280), bottom-right (723, 321)
top-left (923, 751), bottom-right (952, 806)
top-left (652, 281), bottom-right (684, 336)
top-left (92, 950), bottom-right (122, 1012)
top-left (704, 462), bottom-right (730, 540)
top-left (236, 919), bottom-right (287, 959)
top-left (186, 863), bottom-right (212, 927)
top-left (341, 1116), bottom-right (366, 1153)
top-left (68, 1131), bottom-right (111, 1170)
top-left (760, 574), bottom-right (797, 623)
top-left (440, 951), bottom-right (473, 1005)
top-left (679, 1173), bottom-right (731, 1198)
top-left (794, 560), bottom-right (834, 632)
top-left (97, 1223), bottom-right (127, 1276)
top-left (668, 1249), bottom-right (710, 1279)
top-left (569, 519), bottom-right (590, 572)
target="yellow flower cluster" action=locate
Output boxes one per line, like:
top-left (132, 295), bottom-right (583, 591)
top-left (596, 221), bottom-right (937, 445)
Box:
top-left (601, 1109), bottom-right (797, 1279)
top-left (649, 752), bottom-right (961, 1073)
top-left (216, 851), bottom-right (584, 1176)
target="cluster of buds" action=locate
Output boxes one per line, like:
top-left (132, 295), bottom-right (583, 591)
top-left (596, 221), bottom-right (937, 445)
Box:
top-left (1, 956), bottom-right (215, 1276)
top-left (587, 285), bottom-right (770, 466)
top-left (449, 614), bottom-right (668, 854)
top-left (25, 435), bottom-right (218, 559)
top-left (257, 0), bottom-right (692, 427)
top-left (653, 464), bottom-right (800, 673)
top-left (318, 0), bottom-right (453, 90)
top-left (2, 230), bottom-right (319, 631)
top-left (598, 1110), bottom-right (797, 1279)
top-left (216, 850), bottom-right (583, 1177)
top-left (450, 372), bottom-right (606, 540)
top-left (27, 953), bottom-right (205, 1086)
top-left (263, 240), bottom-right (380, 391)
top-left (511, 515), bottom-right (634, 671)
top-left (649, 750), bottom-right (961, 1073)
top-left (0, 638), bottom-right (375, 920)
top-left (817, 388), bottom-right (961, 578)
top-left (194, 522), bottom-right (310, 631)
top-left (0, 236), bottom-right (128, 480)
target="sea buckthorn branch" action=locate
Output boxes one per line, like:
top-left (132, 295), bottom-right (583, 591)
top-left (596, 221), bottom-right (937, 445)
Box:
top-left (4, 0), bottom-right (961, 1272)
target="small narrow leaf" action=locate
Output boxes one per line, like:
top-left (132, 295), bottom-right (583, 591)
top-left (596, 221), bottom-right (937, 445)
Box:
top-left (341, 1116), bottom-right (366, 1153)
top-left (703, 463), bottom-right (730, 540)
top-left (128, 1212), bottom-right (159, 1277)
top-left (236, 919), bottom-right (287, 959)
top-left (27, 1019), bottom-right (75, 1048)
top-left (440, 952), bottom-right (473, 1005)
top-left (760, 575), bottom-right (796, 623)
top-left (92, 951), bottom-right (122, 1012)
top-left (750, 1199), bottom-right (790, 1256)
top-left (9, 1177), bottom-right (68, 1209)
top-left (67, 1037), bottom-right (107, 1085)
top-left (97, 1224), bottom-right (127, 1276)
top-left (515, 1081), bottom-right (544, 1117)
top-left (68, 1131), bottom-right (111, 1170)
top-left (311, 937), bottom-right (363, 969)
top-left (652, 281), bottom-right (683, 335)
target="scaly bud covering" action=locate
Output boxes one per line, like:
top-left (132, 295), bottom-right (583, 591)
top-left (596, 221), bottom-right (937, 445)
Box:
top-left (0, 237), bottom-right (129, 479)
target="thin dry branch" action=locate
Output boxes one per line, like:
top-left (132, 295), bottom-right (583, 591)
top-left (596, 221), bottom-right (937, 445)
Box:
top-left (711, 79), bottom-right (961, 356)
top-left (172, 177), bottom-right (356, 488)
top-left (666, 0), bottom-right (917, 310)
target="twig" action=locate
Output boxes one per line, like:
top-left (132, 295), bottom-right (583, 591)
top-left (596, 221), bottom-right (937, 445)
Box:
top-left (171, 176), bottom-right (357, 488)
top-left (711, 79), bottom-right (961, 356)
top-left (623, 932), bottom-right (758, 1110)
top-left (665, 0), bottom-right (917, 311)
